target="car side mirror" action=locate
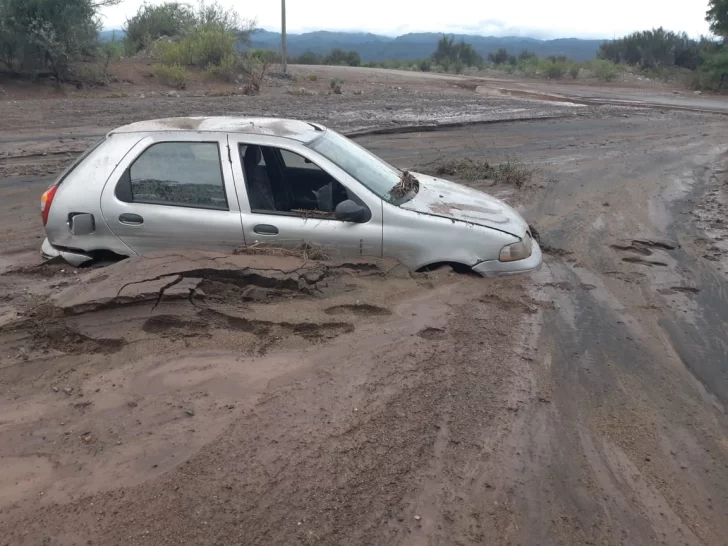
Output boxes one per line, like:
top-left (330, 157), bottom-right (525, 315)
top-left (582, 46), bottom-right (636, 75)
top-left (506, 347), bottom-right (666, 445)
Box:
top-left (335, 200), bottom-right (368, 223)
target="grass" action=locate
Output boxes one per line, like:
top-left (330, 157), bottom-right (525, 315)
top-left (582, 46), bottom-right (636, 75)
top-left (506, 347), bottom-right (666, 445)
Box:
top-left (424, 157), bottom-right (535, 188)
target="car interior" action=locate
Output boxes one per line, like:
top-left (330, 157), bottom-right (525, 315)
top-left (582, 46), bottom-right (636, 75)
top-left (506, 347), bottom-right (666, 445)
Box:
top-left (240, 144), bottom-right (354, 216)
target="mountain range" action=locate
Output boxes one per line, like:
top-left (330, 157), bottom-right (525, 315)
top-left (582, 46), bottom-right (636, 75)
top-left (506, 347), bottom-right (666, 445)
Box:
top-left (101, 29), bottom-right (605, 62)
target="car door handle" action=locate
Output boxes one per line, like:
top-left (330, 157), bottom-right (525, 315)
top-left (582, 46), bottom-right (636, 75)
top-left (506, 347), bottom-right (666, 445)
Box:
top-left (254, 224), bottom-right (278, 235)
top-left (119, 213), bottom-right (144, 225)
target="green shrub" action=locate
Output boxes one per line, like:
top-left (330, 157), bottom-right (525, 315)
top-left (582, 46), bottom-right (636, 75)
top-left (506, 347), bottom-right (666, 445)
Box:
top-left (156, 28), bottom-right (236, 68)
top-left (519, 57), bottom-right (540, 77)
top-left (569, 63), bottom-right (580, 78)
top-left (323, 48), bottom-right (360, 66)
top-left (543, 61), bottom-right (567, 79)
top-left (154, 63), bottom-right (188, 88)
top-left (70, 63), bottom-right (115, 86)
top-left (204, 53), bottom-right (240, 81)
top-left (418, 58), bottom-right (432, 72)
top-left (593, 59), bottom-right (621, 81)
top-left (305, 73), bottom-right (317, 81)
top-left (123, 2), bottom-right (194, 55)
top-left (330, 77), bottom-right (342, 89)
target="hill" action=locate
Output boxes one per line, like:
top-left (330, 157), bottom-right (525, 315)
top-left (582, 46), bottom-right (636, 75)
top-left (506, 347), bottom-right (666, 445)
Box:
top-left (99, 28), bottom-right (604, 62)
top-left (250, 30), bottom-right (604, 62)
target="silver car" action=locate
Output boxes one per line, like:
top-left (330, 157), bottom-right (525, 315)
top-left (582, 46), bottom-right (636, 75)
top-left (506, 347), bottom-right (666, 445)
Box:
top-left (40, 117), bottom-right (541, 276)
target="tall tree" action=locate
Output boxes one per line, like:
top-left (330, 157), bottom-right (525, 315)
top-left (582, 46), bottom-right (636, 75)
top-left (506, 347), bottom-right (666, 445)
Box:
top-left (707, 0), bottom-right (728, 39)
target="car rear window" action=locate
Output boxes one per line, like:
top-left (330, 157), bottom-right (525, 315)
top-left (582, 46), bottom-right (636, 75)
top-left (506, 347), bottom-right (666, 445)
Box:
top-left (124, 142), bottom-right (228, 210)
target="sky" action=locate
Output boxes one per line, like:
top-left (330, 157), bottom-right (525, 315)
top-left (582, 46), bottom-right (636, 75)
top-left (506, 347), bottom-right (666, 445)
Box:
top-left (100, 0), bottom-right (714, 40)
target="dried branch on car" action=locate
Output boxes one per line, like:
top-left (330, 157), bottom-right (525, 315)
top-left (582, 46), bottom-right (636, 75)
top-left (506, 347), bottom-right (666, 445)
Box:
top-left (390, 171), bottom-right (419, 199)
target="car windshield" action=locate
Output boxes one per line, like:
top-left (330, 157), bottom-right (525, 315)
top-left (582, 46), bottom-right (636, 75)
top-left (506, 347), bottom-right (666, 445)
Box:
top-left (308, 130), bottom-right (415, 203)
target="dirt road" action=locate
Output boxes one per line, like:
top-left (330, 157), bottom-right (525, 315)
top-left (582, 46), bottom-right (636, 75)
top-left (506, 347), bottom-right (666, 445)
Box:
top-left (0, 70), bottom-right (727, 545)
top-left (317, 64), bottom-right (728, 115)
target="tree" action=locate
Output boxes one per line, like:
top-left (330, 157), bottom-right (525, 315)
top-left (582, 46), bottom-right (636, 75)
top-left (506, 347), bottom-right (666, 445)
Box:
top-left (518, 50), bottom-right (537, 62)
top-left (323, 48), bottom-right (360, 66)
top-left (123, 2), bottom-right (195, 54)
top-left (0, 0), bottom-right (104, 80)
top-left (598, 28), bottom-right (711, 70)
top-left (701, 47), bottom-right (728, 89)
top-left (432, 35), bottom-right (482, 69)
top-left (488, 48), bottom-right (515, 65)
top-left (707, 0), bottom-right (728, 39)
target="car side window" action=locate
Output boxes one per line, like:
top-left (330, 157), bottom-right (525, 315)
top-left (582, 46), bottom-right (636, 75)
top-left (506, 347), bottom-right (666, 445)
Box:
top-left (240, 144), bottom-right (361, 218)
top-left (119, 142), bottom-right (228, 210)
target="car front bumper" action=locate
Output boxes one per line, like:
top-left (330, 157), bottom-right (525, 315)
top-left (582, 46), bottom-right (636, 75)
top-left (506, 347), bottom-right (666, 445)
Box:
top-left (41, 238), bottom-right (93, 267)
top-left (471, 240), bottom-right (543, 277)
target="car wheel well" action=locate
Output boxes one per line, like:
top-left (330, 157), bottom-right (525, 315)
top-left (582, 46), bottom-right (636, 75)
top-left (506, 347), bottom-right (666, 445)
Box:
top-left (84, 249), bottom-right (129, 268)
top-left (416, 261), bottom-right (477, 275)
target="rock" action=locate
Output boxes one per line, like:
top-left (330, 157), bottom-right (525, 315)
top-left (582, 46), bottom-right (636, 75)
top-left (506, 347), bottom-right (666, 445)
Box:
top-left (63, 387), bottom-right (73, 395)
top-left (414, 515), bottom-right (421, 521)
top-left (185, 408), bottom-right (195, 416)
top-left (694, 90), bottom-right (702, 96)
top-left (82, 433), bottom-right (92, 443)
top-left (603, 202), bottom-right (610, 207)
top-left (52, 386), bottom-right (60, 393)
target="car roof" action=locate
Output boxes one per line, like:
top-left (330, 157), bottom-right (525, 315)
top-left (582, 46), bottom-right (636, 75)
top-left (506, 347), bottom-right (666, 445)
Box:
top-left (108, 117), bottom-right (327, 143)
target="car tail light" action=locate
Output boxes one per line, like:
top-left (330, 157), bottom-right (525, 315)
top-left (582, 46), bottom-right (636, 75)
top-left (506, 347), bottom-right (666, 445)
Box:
top-left (41, 184), bottom-right (59, 226)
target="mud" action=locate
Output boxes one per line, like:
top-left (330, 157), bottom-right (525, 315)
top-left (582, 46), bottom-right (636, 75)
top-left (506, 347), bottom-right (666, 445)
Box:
top-left (1, 68), bottom-right (728, 546)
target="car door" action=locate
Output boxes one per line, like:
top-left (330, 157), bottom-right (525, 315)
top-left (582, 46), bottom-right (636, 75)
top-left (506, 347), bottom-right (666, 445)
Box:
top-left (228, 134), bottom-right (383, 258)
top-left (100, 133), bottom-right (245, 255)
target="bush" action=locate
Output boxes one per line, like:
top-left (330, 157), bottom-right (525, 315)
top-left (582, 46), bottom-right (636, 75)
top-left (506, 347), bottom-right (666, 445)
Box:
top-left (519, 50), bottom-right (537, 62)
top-left (519, 57), bottom-right (540, 77)
top-left (324, 48), bottom-right (360, 67)
top-left (240, 49), bottom-right (276, 93)
top-left (305, 73), bottom-right (317, 81)
top-left (123, 2), bottom-right (194, 55)
top-left (696, 47), bottom-right (728, 91)
top-left (157, 28), bottom-right (236, 68)
top-left (569, 63), bottom-right (580, 78)
top-left (543, 60), bottom-right (567, 79)
top-left (418, 58), bottom-right (432, 72)
top-left (593, 59), bottom-right (621, 81)
top-left (154, 63), bottom-right (187, 88)
top-left (424, 157), bottom-right (534, 187)
top-left (204, 53), bottom-right (240, 81)
top-left (293, 51), bottom-right (322, 65)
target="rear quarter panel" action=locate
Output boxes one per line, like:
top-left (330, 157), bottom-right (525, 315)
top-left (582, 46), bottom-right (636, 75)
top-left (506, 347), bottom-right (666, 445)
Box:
top-left (45, 134), bottom-right (143, 255)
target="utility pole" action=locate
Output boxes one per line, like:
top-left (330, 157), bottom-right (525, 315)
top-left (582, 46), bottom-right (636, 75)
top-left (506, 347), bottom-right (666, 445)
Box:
top-left (281, 0), bottom-right (287, 73)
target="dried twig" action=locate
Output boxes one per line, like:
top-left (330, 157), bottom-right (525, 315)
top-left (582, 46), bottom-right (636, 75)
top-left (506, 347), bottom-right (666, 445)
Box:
top-left (390, 171), bottom-right (419, 199)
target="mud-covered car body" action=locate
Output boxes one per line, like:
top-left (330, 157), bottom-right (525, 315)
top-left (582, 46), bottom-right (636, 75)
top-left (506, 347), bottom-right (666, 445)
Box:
top-left (41, 117), bottom-right (541, 276)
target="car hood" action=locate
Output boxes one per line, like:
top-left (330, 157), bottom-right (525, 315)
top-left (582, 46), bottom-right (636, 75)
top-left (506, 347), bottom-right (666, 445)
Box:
top-left (401, 173), bottom-right (529, 237)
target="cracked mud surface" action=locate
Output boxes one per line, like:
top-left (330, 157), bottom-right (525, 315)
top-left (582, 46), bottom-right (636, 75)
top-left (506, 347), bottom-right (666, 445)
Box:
top-left (1, 70), bottom-right (728, 546)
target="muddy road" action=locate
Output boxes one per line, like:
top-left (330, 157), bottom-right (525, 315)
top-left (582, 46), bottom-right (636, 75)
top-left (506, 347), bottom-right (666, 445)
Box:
top-left (1, 96), bottom-right (727, 545)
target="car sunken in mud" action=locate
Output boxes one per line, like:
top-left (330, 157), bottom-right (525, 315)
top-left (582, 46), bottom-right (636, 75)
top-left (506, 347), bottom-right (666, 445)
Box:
top-left (41, 117), bottom-right (541, 276)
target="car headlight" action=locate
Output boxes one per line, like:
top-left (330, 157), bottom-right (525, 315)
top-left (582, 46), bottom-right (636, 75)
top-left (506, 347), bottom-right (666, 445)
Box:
top-left (499, 234), bottom-right (533, 262)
